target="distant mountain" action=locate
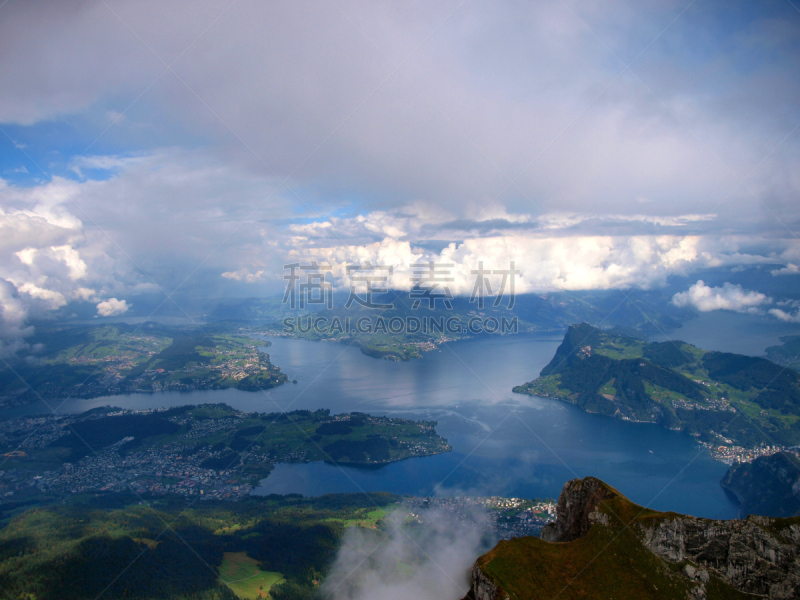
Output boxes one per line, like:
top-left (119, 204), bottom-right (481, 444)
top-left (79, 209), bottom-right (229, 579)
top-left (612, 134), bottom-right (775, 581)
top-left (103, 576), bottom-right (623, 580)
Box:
top-left (213, 289), bottom-right (695, 333)
top-left (463, 476), bottom-right (800, 600)
top-left (722, 452), bottom-right (800, 518)
top-left (232, 289), bottom-right (695, 360)
top-left (513, 323), bottom-right (800, 447)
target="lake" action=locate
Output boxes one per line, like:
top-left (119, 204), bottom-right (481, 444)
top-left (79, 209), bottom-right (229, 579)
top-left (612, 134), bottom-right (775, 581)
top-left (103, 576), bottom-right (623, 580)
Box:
top-left (10, 311), bottom-right (800, 519)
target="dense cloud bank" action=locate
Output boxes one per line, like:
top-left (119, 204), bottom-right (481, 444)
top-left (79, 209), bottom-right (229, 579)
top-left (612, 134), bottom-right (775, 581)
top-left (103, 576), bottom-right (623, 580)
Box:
top-left (1, 1), bottom-right (798, 354)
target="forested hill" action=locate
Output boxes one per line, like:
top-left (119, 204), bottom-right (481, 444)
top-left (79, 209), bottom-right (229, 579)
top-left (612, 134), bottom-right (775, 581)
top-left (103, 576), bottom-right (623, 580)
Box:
top-left (0, 492), bottom-right (399, 600)
top-left (514, 323), bottom-right (800, 448)
top-left (722, 452), bottom-right (800, 518)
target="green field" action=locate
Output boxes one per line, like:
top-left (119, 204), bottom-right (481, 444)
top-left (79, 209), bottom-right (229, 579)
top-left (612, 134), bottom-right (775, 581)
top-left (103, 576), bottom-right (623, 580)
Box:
top-left (335, 507), bottom-right (388, 528)
top-left (219, 552), bottom-right (283, 599)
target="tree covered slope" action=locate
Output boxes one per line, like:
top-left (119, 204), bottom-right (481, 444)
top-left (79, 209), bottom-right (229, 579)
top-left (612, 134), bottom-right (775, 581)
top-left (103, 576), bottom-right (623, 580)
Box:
top-left (722, 451), bottom-right (800, 518)
top-left (513, 323), bottom-right (800, 447)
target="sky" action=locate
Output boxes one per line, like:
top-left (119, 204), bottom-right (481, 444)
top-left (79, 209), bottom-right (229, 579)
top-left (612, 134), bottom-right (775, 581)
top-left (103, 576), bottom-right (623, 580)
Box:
top-left (0, 0), bottom-right (799, 353)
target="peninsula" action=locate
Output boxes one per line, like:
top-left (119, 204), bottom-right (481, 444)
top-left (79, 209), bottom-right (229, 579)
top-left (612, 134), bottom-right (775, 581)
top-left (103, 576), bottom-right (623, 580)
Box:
top-left (0, 324), bottom-right (288, 407)
top-left (0, 404), bottom-right (451, 503)
top-left (514, 323), bottom-right (800, 456)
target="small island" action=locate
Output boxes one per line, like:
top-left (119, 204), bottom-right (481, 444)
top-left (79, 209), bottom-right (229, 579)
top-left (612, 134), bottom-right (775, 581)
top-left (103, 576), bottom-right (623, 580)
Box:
top-left (0, 404), bottom-right (452, 503)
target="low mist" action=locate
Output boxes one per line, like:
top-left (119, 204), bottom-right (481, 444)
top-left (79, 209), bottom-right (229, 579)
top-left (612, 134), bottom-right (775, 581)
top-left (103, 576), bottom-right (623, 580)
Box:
top-left (321, 506), bottom-right (495, 600)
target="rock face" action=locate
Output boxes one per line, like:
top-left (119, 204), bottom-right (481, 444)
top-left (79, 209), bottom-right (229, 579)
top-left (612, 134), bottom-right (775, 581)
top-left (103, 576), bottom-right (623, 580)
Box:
top-left (461, 564), bottom-right (509, 600)
top-left (642, 514), bottom-right (800, 598)
top-left (463, 477), bottom-right (800, 600)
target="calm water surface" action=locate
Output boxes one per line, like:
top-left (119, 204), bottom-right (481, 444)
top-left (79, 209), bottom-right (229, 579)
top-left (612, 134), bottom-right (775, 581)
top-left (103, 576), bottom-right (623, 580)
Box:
top-left (11, 312), bottom-right (798, 519)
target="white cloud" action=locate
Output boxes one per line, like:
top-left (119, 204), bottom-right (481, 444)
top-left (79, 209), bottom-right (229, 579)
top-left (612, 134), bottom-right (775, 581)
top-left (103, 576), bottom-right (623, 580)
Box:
top-left (74, 287), bottom-right (96, 300)
top-left (0, 199), bottom-right (89, 352)
top-left (249, 205), bottom-right (800, 294)
top-left (96, 298), bottom-right (129, 317)
top-left (0, 149), bottom-right (297, 357)
top-left (70, 154), bottom-right (148, 180)
top-left (285, 209), bottom-right (723, 246)
top-left (276, 220), bottom-right (799, 294)
top-left (768, 308), bottom-right (800, 323)
top-left (0, 175), bottom-right (146, 354)
top-left (221, 269), bottom-right (266, 283)
top-left (16, 283), bottom-right (67, 310)
top-left (771, 263), bottom-right (800, 276)
top-left (672, 280), bottom-right (772, 313)
top-left (536, 212), bottom-right (718, 230)
top-left (0, 1), bottom-right (798, 319)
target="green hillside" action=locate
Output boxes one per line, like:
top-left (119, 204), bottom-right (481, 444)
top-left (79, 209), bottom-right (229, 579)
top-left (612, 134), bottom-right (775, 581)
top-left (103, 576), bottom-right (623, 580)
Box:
top-left (513, 323), bottom-right (800, 447)
top-left (0, 492), bottom-right (397, 600)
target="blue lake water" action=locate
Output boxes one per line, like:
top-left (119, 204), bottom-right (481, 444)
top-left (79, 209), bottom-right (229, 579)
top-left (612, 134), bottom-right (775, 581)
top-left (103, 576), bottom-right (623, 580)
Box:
top-left (10, 311), bottom-right (800, 519)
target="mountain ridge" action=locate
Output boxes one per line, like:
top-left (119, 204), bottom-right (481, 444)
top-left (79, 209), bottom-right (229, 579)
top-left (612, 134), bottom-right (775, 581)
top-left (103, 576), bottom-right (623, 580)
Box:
top-left (463, 476), bottom-right (800, 599)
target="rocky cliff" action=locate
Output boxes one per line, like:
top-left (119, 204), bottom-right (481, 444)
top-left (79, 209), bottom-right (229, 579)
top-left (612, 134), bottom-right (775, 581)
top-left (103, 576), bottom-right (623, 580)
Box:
top-left (462, 477), bottom-right (800, 600)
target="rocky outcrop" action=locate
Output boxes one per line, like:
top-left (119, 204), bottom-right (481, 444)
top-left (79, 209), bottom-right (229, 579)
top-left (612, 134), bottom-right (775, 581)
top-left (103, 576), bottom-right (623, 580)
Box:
top-left (463, 476), bottom-right (800, 600)
top-left (540, 476), bottom-right (614, 542)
